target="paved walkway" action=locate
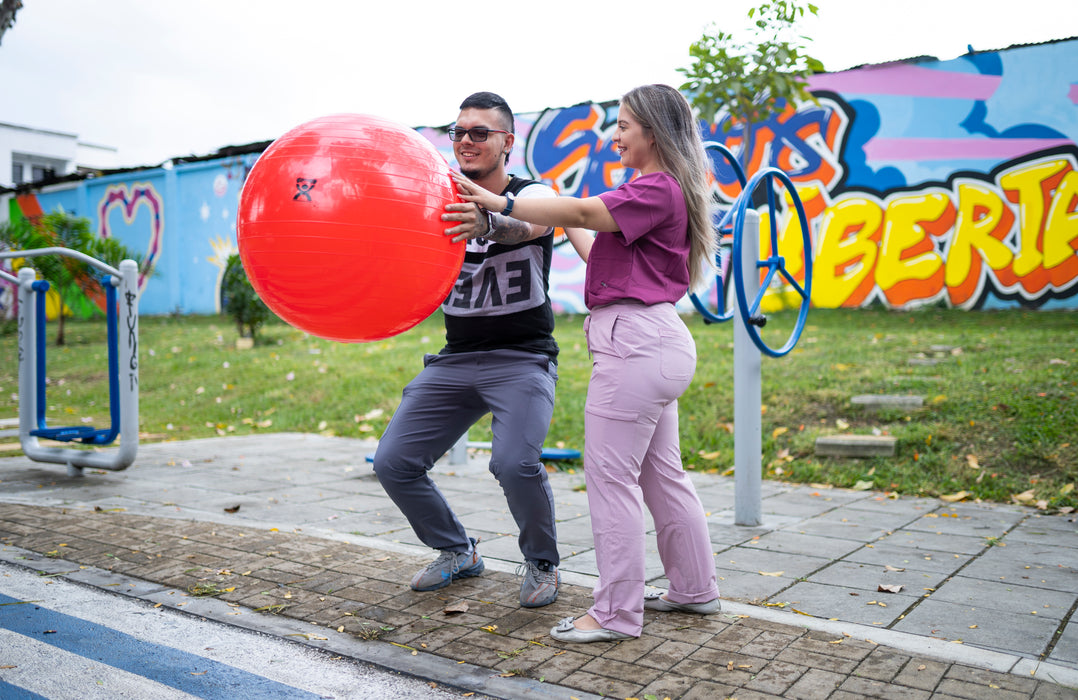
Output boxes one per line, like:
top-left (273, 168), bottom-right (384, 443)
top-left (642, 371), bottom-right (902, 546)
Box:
top-left (0, 433), bottom-right (1075, 698)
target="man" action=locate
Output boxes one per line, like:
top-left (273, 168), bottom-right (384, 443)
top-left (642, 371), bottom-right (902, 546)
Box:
top-left (373, 92), bottom-right (560, 608)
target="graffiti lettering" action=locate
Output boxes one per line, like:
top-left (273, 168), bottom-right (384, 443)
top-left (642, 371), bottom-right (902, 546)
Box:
top-left (702, 98), bottom-right (849, 201)
top-left (526, 102), bottom-right (628, 197)
top-left (757, 150), bottom-right (1078, 311)
top-left (125, 289), bottom-right (138, 371)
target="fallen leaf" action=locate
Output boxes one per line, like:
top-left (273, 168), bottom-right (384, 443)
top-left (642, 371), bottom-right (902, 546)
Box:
top-left (836, 419), bottom-right (850, 430)
top-left (772, 427), bottom-right (788, 439)
top-left (443, 601), bottom-right (470, 614)
top-left (966, 454), bottom-right (980, 469)
top-left (939, 491), bottom-right (969, 503)
top-left (223, 505), bottom-right (241, 513)
top-left (853, 480), bottom-right (874, 491)
top-left (884, 565), bottom-right (905, 572)
top-left (878, 584), bottom-right (903, 594)
top-left (758, 571), bottom-right (785, 577)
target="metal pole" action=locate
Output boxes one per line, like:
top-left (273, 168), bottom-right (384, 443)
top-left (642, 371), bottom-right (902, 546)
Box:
top-left (448, 433), bottom-right (468, 466)
top-left (734, 211), bottom-right (763, 526)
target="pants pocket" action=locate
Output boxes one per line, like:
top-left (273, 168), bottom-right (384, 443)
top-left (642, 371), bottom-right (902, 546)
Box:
top-left (659, 330), bottom-right (695, 382)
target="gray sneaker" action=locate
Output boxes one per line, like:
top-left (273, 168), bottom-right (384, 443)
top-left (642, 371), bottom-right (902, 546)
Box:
top-left (519, 560), bottom-right (559, 607)
top-left (410, 538), bottom-right (484, 592)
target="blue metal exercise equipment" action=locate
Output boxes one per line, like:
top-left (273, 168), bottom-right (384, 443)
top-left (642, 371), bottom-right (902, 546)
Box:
top-left (689, 142), bottom-right (814, 358)
top-left (2, 248), bottom-right (140, 474)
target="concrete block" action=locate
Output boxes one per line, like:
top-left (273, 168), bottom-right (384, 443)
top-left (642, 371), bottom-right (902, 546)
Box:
top-left (815, 434), bottom-right (897, 458)
top-left (850, 394), bottom-right (924, 411)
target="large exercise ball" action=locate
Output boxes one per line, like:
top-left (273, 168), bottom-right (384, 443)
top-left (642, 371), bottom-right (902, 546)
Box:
top-left (237, 113), bottom-right (463, 342)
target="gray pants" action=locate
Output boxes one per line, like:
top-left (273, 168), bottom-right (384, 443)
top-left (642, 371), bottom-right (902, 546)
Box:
top-left (373, 349), bottom-right (560, 565)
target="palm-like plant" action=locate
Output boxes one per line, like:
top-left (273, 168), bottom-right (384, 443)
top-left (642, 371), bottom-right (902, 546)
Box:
top-left (0, 208), bottom-right (149, 345)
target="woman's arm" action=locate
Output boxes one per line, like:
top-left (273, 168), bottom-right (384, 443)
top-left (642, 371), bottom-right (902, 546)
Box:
top-left (564, 227), bottom-right (594, 262)
top-left (450, 172), bottom-right (618, 235)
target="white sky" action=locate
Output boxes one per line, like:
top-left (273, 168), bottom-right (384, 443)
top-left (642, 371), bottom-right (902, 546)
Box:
top-left (2, 0), bottom-right (1075, 168)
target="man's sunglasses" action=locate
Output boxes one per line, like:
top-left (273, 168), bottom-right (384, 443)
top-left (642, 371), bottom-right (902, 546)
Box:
top-left (448, 127), bottom-right (509, 142)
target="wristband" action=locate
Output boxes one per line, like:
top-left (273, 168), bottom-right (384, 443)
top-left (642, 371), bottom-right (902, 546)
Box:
top-left (501, 192), bottom-right (515, 216)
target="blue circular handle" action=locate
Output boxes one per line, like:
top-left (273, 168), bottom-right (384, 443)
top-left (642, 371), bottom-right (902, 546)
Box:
top-left (731, 167), bottom-right (813, 358)
top-left (689, 142), bottom-right (748, 324)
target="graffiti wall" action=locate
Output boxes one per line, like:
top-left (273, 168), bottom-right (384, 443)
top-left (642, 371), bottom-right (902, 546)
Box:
top-left (3, 37), bottom-right (1075, 322)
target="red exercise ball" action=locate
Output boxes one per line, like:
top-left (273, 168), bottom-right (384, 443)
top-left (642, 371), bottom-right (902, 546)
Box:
top-left (236, 113), bottom-right (463, 342)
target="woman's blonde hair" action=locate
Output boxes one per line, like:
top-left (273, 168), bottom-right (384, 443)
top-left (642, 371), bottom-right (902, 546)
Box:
top-left (620, 84), bottom-right (716, 291)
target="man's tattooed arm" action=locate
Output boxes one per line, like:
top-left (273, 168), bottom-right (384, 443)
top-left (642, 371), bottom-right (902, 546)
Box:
top-left (484, 213), bottom-right (541, 245)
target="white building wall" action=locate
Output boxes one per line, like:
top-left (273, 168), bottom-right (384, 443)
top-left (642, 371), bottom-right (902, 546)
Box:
top-left (0, 121), bottom-right (113, 188)
top-left (76, 141), bottom-right (119, 171)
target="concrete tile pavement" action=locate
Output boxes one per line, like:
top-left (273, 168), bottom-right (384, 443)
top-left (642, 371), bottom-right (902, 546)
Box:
top-left (0, 433), bottom-right (1075, 698)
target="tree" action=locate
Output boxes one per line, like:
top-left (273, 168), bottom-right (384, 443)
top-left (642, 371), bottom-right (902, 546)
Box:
top-left (0, 0), bottom-right (22, 45)
top-left (0, 208), bottom-right (149, 345)
top-left (678, 1), bottom-right (824, 170)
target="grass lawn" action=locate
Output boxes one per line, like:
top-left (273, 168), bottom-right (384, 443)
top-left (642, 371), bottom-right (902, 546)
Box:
top-left (2, 307), bottom-right (1075, 513)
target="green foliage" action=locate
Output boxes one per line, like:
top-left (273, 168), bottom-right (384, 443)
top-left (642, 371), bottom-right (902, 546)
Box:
top-left (678, 1), bottom-right (824, 127)
top-left (0, 309), bottom-right (1074, 513)
top-left (0, 208), bottom-right (149, 345)
top-left (221, 254), bottom-right (271, 340)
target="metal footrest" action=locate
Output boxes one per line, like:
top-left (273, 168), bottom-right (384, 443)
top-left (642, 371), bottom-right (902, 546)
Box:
top-left (30, 425), bottom-right (104, 442)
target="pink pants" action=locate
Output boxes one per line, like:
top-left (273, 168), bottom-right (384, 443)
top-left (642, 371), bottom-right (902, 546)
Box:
top-left (583, 302), bottom-right (719, 637)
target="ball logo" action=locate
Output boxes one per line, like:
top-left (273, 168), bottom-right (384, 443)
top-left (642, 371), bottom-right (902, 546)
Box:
top-left (293, 178), bottom-right (318, 202)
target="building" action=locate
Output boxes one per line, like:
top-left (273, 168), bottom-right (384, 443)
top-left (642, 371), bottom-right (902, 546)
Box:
top-left (1, 120), bottom-right (119, 189)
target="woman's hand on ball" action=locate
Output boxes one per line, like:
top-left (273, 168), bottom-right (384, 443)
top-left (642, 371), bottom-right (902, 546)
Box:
top-left (451, 172), bottom-right (504, 213)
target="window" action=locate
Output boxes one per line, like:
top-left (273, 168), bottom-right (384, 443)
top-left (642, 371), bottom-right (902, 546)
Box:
top-left (12, 162), bottom-right (23, 184)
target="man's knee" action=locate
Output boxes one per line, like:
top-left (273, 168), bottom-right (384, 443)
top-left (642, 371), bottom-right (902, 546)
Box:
top-left (372, 447), bottom-right (408, 483)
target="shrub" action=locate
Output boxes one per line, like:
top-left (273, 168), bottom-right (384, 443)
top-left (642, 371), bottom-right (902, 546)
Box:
top-left (221, 254), bottom-right (271, 340)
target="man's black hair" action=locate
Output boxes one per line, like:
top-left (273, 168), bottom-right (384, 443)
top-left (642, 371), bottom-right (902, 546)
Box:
top-left (459, 91), bottom-right (515, 134)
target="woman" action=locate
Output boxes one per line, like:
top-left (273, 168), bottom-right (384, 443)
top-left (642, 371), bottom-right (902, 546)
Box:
top-left (448, 83), bottom-right (720, 643)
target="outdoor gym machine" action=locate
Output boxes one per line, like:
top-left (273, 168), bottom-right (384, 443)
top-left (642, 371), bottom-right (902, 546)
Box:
top-left (690, 143), bottom-right (813, 526)
top-left (1, 247), bottom-right (140, 475)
